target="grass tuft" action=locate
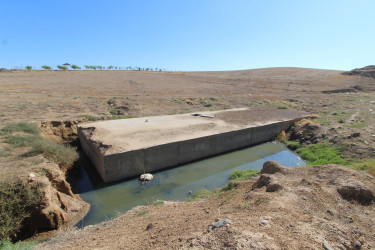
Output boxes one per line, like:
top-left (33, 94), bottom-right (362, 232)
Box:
top-left (229, 169), bottom-right (260, 181)
top-left (152, 200), bottom-right (164, 206)
top-left (137, 210), bottom-right (148, 216)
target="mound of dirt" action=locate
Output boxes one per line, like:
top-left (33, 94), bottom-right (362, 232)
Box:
top-left (38, 161), bottom-right (375, 249)
top-left (289, 119), bottom-right (326, 145)
top-left (343, 65), bottom-right (375, 78)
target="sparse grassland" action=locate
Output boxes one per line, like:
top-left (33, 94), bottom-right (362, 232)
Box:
top-left (1, 123), bottom-right (76, 167)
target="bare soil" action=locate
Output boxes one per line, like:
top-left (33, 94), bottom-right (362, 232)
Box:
top-left (0, 67), bottom-right (375, 247)
top-left (38, 161), bottom-right (375, 250)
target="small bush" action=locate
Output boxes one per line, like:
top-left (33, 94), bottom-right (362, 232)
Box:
top-left (0, 178), bottom-right (44, 240)
top-left (229, 169), bottom-right (260, 181)
top-left (1, 123), bottom-right (39, 135)
top-left (296, 142), bottom-right (347, 165)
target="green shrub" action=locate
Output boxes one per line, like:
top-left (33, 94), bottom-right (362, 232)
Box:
top-left (296, 142), bottom-right (347, 165)
top-left (229, 169), bottom-right (260, 181)
top-left (0, 179), bottom-right (44, 240)
top-left (0, 239), bottom-right (36, 249)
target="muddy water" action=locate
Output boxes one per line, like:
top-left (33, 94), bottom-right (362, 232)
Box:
top-left (75, 142), bottom-right (305, 227)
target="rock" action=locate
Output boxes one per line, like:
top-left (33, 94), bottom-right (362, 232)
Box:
top-left (266, 183), bottom-right (283, 192)
top-left (261, 161), bottom-right (283, 174)
top-left (213, 219), bottom-right (232, 228)
top-left (323, 242), bottom-right (333, 250)
top-left (327, 209), bottom-right (334, 216)
top-left (28, 173), bottom-right (36, 178)
top-left (355, 241), bottom-right (362, 249)
top-left (252, 175), bottom-right (271, 189)
top-left (259, 219), bottom-right (268, 226)
top-left (139, 173), bottom-right (153, 181)
top-left (351, 132), bottom-right (361, 138)
top-left (146, 223), bottom-right (153, 231)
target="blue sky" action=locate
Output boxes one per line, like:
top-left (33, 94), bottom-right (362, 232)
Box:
top-left (0, 0), bottom-right (374, 71)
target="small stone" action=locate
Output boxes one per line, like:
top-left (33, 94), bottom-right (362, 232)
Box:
top-left (213, 219), bottom-right (232, 228)
top-left (28, 173), bottom-right (36, 178)
top-left (323, 242), bottom-right (333, 250)
top-left (327, 209), bottom-right (334, 216)
top-left (302, 196), bottom-right (308, 200)
top-left (139, 173), bottom-right (153, 181)
top-left (355, 241), bottom-right (362, 249)
top-left (146, 223), bottom-right (153, 231)
top-left (351, 132), bottom-right (361, 138)
top-left (259, 219), bottom-right (268, 226)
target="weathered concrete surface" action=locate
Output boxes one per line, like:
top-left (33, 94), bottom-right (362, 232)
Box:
top-left (78, 107), bottom-right (308, 182)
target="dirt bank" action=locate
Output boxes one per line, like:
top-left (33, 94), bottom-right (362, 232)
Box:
top-left (38, 161), bottom-right (375, 249)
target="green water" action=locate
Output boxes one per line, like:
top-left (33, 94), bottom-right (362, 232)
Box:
top-left (75, 142), bottom-right (305, 227)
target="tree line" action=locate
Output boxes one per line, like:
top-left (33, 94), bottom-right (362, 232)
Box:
top-left (24, 64), bottom-right (165, 71)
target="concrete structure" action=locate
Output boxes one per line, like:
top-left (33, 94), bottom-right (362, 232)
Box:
top-left (78, 108), bottom-right (308, 183)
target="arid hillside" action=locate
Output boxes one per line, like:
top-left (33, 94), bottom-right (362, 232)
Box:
top-left (0, 67), bottom-right (374, 248)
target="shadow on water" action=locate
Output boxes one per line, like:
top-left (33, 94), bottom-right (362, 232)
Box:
top-left (74, 142), bottom-right (305, 227)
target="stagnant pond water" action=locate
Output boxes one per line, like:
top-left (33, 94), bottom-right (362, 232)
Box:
top-left (74, 142), bottom-right (305, 227)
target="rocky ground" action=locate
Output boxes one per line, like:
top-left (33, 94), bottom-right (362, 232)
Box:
top-left (0, 66), bottom-right (374, 247)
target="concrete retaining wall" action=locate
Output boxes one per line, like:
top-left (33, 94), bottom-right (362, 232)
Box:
top-left (79, 118), bottom-right (300, 183)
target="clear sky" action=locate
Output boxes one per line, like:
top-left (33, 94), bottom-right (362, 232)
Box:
top-left (0, 0), bottom-right (374, 71)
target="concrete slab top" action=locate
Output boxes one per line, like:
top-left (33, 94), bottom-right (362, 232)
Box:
top-left (78, 107), bottom-right (308, 156)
